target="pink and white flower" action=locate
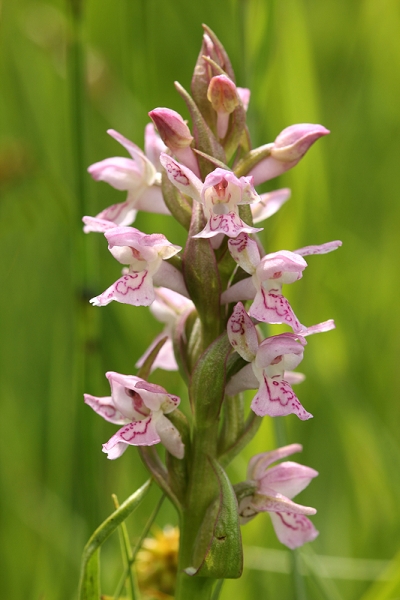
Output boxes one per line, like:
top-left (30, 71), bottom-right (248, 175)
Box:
top-left (136, 287), bottom-right (195, 372)
top-left (222, 233), bottom-right (341, 334)
top-left (239, 444), bottom-right (319, 549)
top-left (249, 124), bottom-right (330, 186)
top-left (84, 372), bottom-right (184, 459)
top-left (160, 153), bottom-right (262, 239)
top-left (85, 126), bottom-right (169, 232)
top-left (226, 302), bottom-right (312, 420)
top-left (89, 226), bottom-right (187, 307)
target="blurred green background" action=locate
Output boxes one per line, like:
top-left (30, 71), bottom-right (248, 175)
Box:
top-left (1, 0), bottom-right (400, 598)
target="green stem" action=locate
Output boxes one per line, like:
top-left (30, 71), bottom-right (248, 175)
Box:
top-left (175, 422), bottom-right (220, 599)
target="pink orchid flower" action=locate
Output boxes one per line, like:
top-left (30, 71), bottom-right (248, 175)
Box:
top-left (136, 287), bottom-right (194, 372)
top-left (160, 153), bottom-right (262, 239)
top-left (249, 124), bottom-right (330, 186)
top-left (222, 233), bottom-right (341, 335)
top-left (226, 302), bottom-right (312, 420)
top-left (84, 372), bottom-right (184, 459)
top-left (239, 444), bottom-right (318, 549)
top-left (85, 126), bottom-right (169, 232)
top-left (89, 227), bottom-right (187, 307)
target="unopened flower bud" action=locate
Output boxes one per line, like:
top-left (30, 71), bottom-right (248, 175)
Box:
top-left (207, 75), bottom-right (239, 115)
top-left (271, 124), bottom-right (330, 163)
top-left (149, 108), bottom-right (193, 150)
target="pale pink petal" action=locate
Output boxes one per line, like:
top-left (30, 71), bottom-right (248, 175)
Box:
top-left (225, 363), bottom-right (258, 396)
top-left (252, 487), bottom-right (317, 516)
top-left (102, 416), bottom-right (161, 456)
top-left (95, 200), bottom-right (138, 227)
top-left (227, 302), bottom-right (258, 361)
top-left (108, 129), bottom-right (157, 184)
top-left (106, 372), bottom-right (148, 420)
top-left (221, 277), bottom-right (256, 304)
top-left (105, 227), bottom-right (181, 260)
top-left (249, 290), bottom-right (303, 331)
top-left (102, 441), bottom-right (129, 460)
top-left (255, 334), bottom-right (306, 371)
top-left (160, 153), bottom-right (203, 202)
top-left (89, 272), bottom-right (155, 307)
top-left (250, 375), bottom-right (312, 420)
top-left (136, 335), bottom-right (178, 372)
top-left (248, 155), bottom-right (294, 186)
top-left (299, 320), bottom-right (335, 336)
top-left (248, 444), bottom-right (303, 480)
top-left (270, 511), bottom-right (319, 549)
top-left (133, 185), bottom-right (170, 215)
top-left (88, 157), bottom-right (142, 191)
top-left (153, 262), bottom-right (189, 298)
top-left (259, 462), bottom-right (319, 498)
top-left (153, 412), bottom-right (184, 459)
top-left (284, 371), bottom-right (306, 385)
top-left (82, 216), bottom-right (119, 233)
top-left (256, 251), bottom-right (307, 283)
top-left (294, 240), bottom-right (342, 256)
top-left (134, 380), bottom-right (180, 413)
top-left (144, 122), bottom-right (167, 172)
top-left (84, 394), bottom-right (131, 425)
top-left (193, 212), bottom-right (262, 239)
top-left (228, 233), bottom-right (261, 274)
top-left (237, 87), bottom-right (251, 111)
top-left (251, 189), bottom-right (291, 224)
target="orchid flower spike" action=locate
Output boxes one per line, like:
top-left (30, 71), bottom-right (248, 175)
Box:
top-left (85, 127), bottom-right (169, 232)
top-left (160, 153), bottom-right (262, 239)
top-left (227, 302), bottom-right (312, 420)
top-left (84, 372), bottom-right (184, 459)
top-left (238, 444), bottom-right (319, 549)
top-left (136, 288), bottom-right (195, 372)
top-left (222, 233), bottom-right (341, 335)
top-left (249, 124), bottom-right (330, 186)
top-left (89, 226), bottom-right (187, 307)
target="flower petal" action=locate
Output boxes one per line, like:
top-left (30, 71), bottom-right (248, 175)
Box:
top-left (228, 233), bottom-right (261, 274)
top-left (102, 416), bottom-right (160, 456)
top-left (259, 462), bottom-right (319, 498)
top-left (84, 393), bottom-right (131, 425)
top-left (250, 375), bottom-right (312, 420)
top-left (249, 290), bottom-right (303, 331)
top-left (227, 302), bottom-right (258, 362)
top-left (160, 153), bottom-right (203, 202)
top-left (193, 212), bottom-right (262, 239)
top-left (248, 444), bottom-right (303, 480)
top-left (251, 189), bottom-right (291, 223)
top-left (294, 240), bottom-right (342, 256)
top-left (90, 272), bottom-right (155, 307)
top-left (153, 412), bottom-right (184, 459)
top-left (270, 511), bottom-right (319, 549)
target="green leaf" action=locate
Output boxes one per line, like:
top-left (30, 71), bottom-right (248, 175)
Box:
top-left (183, 203), bottom-right (222, 351)
top-left (161, 170), bottom-right (192, 230)
top-left (136, 336), bottom-right (168, 380)
top-left (78, 480), bottom-right (152, 600)
top-left (80, 550), bottom-right (100, 600)
top-left (190, 332), bottom-right (232, 427)
top-left (187, 457), bottom-right (243, 579)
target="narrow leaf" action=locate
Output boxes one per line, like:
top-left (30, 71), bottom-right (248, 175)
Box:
top-left (78, 480), bottom-right (152, 600)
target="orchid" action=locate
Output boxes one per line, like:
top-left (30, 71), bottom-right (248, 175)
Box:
top-left (238, 444), bottom-right (318, 549)
top-left (85, 127), bottom-right (169, 232)
top-left (89, 226), bottom-right (187, 307)
top-left (84, 371), bottom-right (184, 459)
top-left (222, 233), bottom-right (341, 333)
top-left (248, 123), bottom-right (330, 186)
top-left (136, 287), bottom-right (195, 372)
top-left (80, 25), bottom-right (341, 599)
top-left (227, 302), bottom-right (312, 419)
top-left (160, 153), bottom-right (262, 239)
